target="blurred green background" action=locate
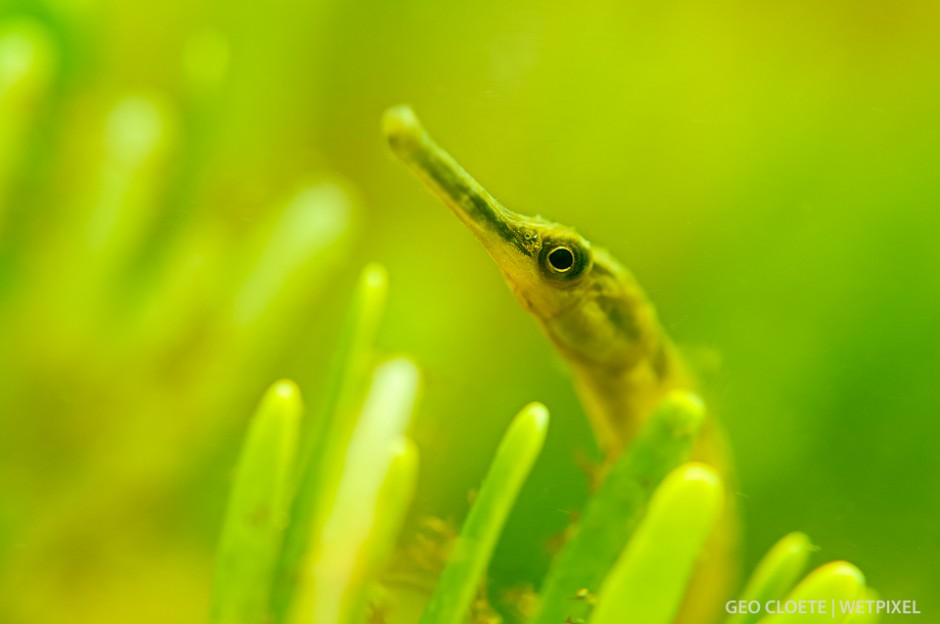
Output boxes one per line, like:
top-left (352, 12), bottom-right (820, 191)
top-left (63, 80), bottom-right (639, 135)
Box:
top-left (0, 0), bottom-right (937, 622)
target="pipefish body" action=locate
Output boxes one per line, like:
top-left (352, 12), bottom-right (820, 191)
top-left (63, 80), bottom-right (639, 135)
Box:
top-left (383, 105), bottom-right (737, 623)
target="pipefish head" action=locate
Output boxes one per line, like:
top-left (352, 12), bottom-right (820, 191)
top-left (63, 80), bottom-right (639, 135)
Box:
top-left (383, 106), bottom-right (663, 372)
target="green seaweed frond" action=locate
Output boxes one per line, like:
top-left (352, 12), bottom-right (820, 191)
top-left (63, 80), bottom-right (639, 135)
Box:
top-left (212, 380), bottom-right (301, 624)
top-left (419, 402), bottom-right (548, 624)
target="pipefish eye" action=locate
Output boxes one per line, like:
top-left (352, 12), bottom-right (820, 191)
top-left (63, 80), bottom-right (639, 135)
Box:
top-left (540, 241), bottom-right (589, 281)
top-left (548, 246), bottom-right (575, 272)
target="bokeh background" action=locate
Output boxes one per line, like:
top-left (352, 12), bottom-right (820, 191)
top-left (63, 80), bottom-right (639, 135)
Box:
top-left (1, 0), bottom-right (938, 622)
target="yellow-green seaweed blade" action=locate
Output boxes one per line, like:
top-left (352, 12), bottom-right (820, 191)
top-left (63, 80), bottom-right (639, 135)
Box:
top-left (842, 587), bottom-right (883, 624)
top-left (0, 17), bottom-right (56, 212)
top-left (271, 263), bottom-right (387, 621)
top-left (419, 402), bottom-right (550, 624)
top-left (211, 380), bottom-right (302, 624)
top-left (726, 532), bottom-right (816, 624)
top-left (81, 95), bottom-right (177, 276)
top-left (228, 181), bottom-right (354, 329)
top-left (756, 561), bottom-right (866, 624)
top-left (345, 436), bottom-right (420, 624)
top-left (531, 390), bottom-right (705, 624)
top-left (298, 357), bottom-right (421, 624)
top-left (590, 463), bottom-right (725, 624)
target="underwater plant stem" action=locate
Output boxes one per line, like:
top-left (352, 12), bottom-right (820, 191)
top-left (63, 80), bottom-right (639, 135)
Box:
top-left (0, 18), bottom-right (55, 214)
top-left (271, 263), bottom-right (388, 623)
top-left (589, 463), bottom-right (725, 624)
top-left (345, 436), bottom-right (419, 624)
top-left (755, 561), bottom-right (865, 624)
top-left (210, 380), bottom-right (301, 624)
top-left (300, 358), bottom-right (420, 624)
top-left (726, 532), bottom-right (815, 624)
top-left (419, 403), bottom-right (549, 624)
top-left (531, 390), bottom-right (705, 624)
top-left (842, 587), bottom-right (883, 624)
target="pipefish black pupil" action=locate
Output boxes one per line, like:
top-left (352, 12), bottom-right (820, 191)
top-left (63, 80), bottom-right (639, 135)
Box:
top-left (547, 246), bottom-right (575, 272)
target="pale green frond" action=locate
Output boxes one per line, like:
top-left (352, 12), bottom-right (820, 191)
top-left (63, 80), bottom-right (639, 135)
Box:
top-left (842, 587), bottom-right (882, 624)
top-left (590, 463), bottom-right (725, 624)
top-left (229, 181), bottom-right (354, 329)
top-left (271, 262), bottom-right (388, 621)
top-left (726, 532), bottom-right (815, 624)
top-left (346, 436), bottom-right (420, 624)
top-left (300, 358), bottom-right (421, 624)
top-left (532, 390), bottom-right (705, 624)
top-left (211, 380), bottom-right (302, 624)
top-left (0, 17), bottom-right (56, 212)
top-left (85, 94), bottom-right (177, 262)
top-left (419, 403), bottom-right (550, 624)
top-left (756, 561), bottom-right (865, 624)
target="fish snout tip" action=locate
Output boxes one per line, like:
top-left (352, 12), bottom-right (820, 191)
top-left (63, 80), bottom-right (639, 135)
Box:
top-left (382, 105), bottom-right (424, 154)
